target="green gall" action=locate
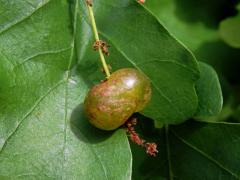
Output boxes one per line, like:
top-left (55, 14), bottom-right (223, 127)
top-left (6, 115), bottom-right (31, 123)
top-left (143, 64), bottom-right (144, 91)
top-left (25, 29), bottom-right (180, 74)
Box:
top-left (84, 68), bottom-right (151, 130)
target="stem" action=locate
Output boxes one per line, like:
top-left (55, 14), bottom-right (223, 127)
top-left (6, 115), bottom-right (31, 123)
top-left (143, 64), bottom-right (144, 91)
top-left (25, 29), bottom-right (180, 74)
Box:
top-left (86, 1), bottom-right (111, 79)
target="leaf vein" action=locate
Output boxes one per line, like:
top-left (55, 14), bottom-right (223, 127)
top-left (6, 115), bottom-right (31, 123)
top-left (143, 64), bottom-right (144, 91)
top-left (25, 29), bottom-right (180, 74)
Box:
top-left (13, 46), bottom-right (72, 69)
top-left (136, 59), bottom-right (198, 75)
top-left (0, 0), bottom-right (51, 35)
top-left (0, 80), bottom-right (65, 154)
top-left (171, 129), bottom-right (239, 179)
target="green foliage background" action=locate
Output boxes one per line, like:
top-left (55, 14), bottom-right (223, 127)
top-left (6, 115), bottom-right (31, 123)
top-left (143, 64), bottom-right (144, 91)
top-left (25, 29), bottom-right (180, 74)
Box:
top-left (0, 0), bottom-right (239, 179)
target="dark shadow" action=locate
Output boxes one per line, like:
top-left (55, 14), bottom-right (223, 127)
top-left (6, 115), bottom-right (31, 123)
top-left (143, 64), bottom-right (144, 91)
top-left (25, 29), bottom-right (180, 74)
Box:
top-left (130, 113), bottom-right (156, 132)
top-left (131, 116), bottom-right (209, 179)
top-left (195, 40), bottom-right (240, 85)
top-left (67, 0), bottom-right (75, 34)
top-left (70, 103), bottom-right (113, 144)
top-left (171, 119), bottom-right (207, 136)
top-left (131, 140), bottom-right (168, 179)
top-left (173, 0), bottom-right (239, 28)
top-left (131, 116), bottom-right (168, 179)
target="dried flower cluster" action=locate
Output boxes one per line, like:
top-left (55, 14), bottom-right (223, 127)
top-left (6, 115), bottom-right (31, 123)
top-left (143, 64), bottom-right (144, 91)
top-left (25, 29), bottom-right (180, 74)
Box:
top-left (125, 117), bottom-right (158, 156)
top-left (93, 40), bottom-right (110, 56)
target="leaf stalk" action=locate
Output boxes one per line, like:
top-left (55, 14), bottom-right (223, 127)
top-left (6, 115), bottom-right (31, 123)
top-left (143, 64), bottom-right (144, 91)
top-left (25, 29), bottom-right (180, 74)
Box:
top-left (86, 1), bottom-right (111, 79)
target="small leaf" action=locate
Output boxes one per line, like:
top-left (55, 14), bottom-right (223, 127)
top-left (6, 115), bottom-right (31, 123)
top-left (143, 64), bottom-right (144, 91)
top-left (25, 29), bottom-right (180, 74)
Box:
top-left (219, 13), bottom-right (240, 48)
top-left (194, 62), bottom-right (223, 119)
